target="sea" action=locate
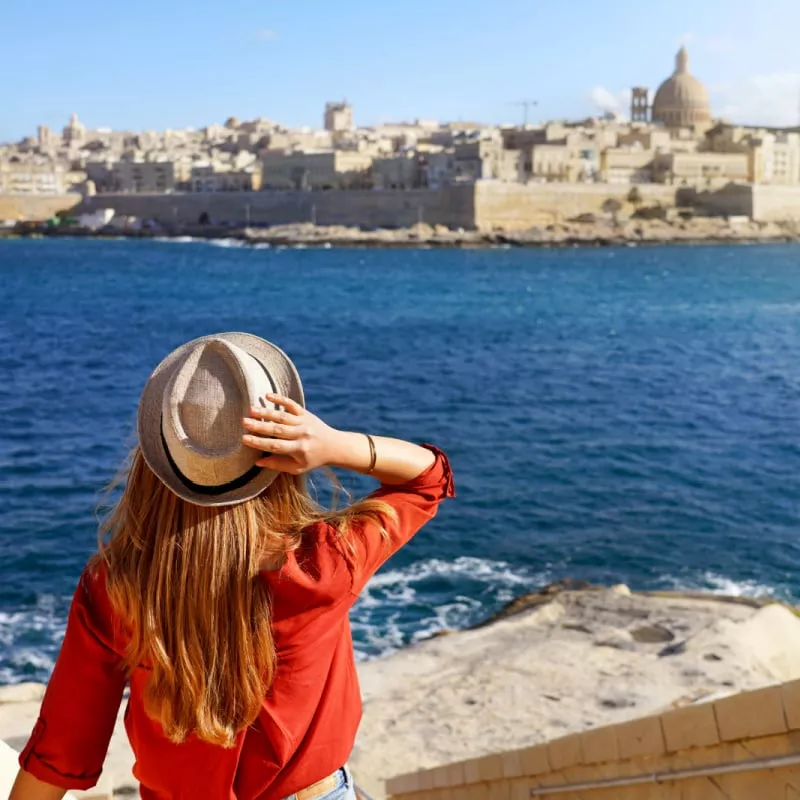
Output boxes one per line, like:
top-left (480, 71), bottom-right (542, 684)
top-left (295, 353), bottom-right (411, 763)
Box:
top-left (1, 238), bottom-right (799, 685)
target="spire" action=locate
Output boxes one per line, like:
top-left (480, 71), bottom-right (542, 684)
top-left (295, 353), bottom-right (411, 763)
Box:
top-left (676, 46), bottom-right (690, 74)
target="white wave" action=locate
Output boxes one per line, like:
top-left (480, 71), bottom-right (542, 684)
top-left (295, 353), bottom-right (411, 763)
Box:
top-left (0, 595), bottom-right (68, 684)
top-left (0, 596), bottom-right (66, 645)
top-left (0, 650), bottom-right (57, 686)
top-left (659, 571), bottom-right (790, 601)
top-left (351, 557), bottom-right (547, 661)
top-left (153, 236), bottom-right (197, 244)
top-left (365, 555), bottom-right (536, 590)
top-left (205, 238), bottom-right (245, 249)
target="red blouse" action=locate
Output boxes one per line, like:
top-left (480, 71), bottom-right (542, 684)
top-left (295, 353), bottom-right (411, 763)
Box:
top-left (19, 446), bottom-right (454, 799)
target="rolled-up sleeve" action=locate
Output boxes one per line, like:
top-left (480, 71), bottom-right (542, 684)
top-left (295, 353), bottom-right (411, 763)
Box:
top-left (19, 565), bottom-right (127, 791)
top-left (349, 444), bottom-right (455, 595)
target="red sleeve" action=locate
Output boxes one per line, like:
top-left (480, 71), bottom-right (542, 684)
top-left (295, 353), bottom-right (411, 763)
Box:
top-left (19, 564), bottom-right (127, 791)
top-left (348, 444), bottom-right (455, 596)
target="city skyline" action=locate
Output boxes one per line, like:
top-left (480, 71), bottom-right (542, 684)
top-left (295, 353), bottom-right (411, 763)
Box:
top-left (2, 0), bottom-right (799, 143)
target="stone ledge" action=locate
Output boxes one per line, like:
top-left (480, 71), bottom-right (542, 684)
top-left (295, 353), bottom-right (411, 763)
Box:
top-left (386, 679), bottom-right (800, 799)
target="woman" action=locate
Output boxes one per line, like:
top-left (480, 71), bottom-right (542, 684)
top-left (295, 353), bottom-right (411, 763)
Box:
top-left (11, 333), bottom-right (454, 800)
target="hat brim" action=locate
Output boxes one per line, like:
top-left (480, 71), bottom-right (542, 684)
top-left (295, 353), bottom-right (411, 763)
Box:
top-left (137, 332), bottom-right (305, 507)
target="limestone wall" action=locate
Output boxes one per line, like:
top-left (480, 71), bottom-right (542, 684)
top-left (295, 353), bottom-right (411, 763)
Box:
top-left (15, 183), bottom-right (799, 232)
top-left (74, 187), bottom-right (476, 230)
top-left (386, 680), bottom-right (800, 800)
top-left (752, 185), bottom-right (800, 222)
top-left (0, 194), bottom-right (82, 222)
top-left (680, 184), bottom-right (800, 222)
top-left (473, 182), bottom-right (678, 230)
top-left (684, 184), bottom-right (755, 218)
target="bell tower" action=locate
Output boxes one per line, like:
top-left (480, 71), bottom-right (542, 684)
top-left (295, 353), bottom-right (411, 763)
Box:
top-left (630, 87), bottom-right (650, 122)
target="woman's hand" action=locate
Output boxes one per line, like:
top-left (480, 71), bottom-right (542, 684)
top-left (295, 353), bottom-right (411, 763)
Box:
top-left (242, 393), bottom-right (344, 475)
top-left (243, 393), bottom-right (436, 483)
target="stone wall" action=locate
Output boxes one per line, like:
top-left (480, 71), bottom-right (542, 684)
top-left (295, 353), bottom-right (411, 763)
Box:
top-left (0, 193), bottom-right (81, 222)
top-left (75, 187), bottom-right (476, 230)
top-left (752, 185), bottom-right (800, 222)
top-left (8, 184), bottom-right (800, 231)
top-left (681, 183), bottom-right (800, 222)
top-left (683, 184), bottom-right (755, 218)
top-left (474, 182), bottom-right (679, 230)
top-left (386, 680), bottom-right (800, 800)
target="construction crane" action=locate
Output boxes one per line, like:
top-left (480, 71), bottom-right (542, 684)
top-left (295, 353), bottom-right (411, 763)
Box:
top-left (511, 99), bottom-right (538, 127)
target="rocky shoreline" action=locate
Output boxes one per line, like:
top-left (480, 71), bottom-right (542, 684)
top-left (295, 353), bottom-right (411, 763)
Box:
top-left (2, 583), bottom-right (799, 798)
top-left (3, 216), bottom-right (800, 249)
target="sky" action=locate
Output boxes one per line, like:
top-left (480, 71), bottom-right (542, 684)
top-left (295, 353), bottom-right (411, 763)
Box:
top-left (2, 0), bottom-right (799, 142)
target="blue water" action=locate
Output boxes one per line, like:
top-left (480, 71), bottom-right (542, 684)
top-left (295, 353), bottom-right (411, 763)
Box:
top-left (1, 238), bottom-right (800, 684)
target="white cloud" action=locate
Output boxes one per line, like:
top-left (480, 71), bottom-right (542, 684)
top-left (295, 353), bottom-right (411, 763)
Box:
top-left (254, 28), bottom-right (277, 41)
top-left (712, 72), bottom-right (800, 127)
top-left (588, 86), bottom-right (631, 116)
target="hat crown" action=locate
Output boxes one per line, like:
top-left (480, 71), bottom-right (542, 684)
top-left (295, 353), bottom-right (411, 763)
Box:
top-left (172, 341), bottom-right (249, 453)
top-left (162, 338), bottom-right (272, 490)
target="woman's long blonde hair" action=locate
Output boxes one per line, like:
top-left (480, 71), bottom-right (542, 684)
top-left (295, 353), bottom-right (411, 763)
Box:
top-left (97, 447), bottom-right (394, 748)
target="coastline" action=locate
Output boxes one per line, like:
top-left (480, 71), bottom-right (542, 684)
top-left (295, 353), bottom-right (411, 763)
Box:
top-left (2, 216), bottom-right (799, 249)
top-left (2, 582), bottom-right (799, 798)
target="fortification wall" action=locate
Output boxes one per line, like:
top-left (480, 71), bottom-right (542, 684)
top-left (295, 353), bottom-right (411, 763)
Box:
top-left (0, 194), bottom-right (82, 222)
top-left (474, 182), bottom-right (679, 230)
top-left (10, 184), bottom-right (800, 231)
top-left (75, 187), bottom-right (476, 230)
top-left (386, 679), bottom-right (800, 800)
top-left (685, 184), bottom-right (755, 218)
top-left (752, 185), bottom-right (800, 222)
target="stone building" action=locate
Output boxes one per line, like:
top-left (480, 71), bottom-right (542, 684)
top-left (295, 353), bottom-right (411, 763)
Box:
top-left (600, 148), bottom-right (655, 184)
top-left (37, 126), bottom-right (58, 151)
top-left (453, 138), bottom-right (521, 182)
top-left (372, 152), bottom-right (422, 190)
top-left (522, 143), bottom-right (572, 182)
top-left (190, 165), bottom-right (258, 192)
top-left (111, 160), bottom-right (176, 193)
top-left (652, 47), bottom-right (712, 130)
top-left (705, 123), bottom-right (800, 185)
top-left (420, 150), bottom-right (456, 189)
top-left (324, 102), bottom-right (354, 133)
top-left (750, 132), bottom-right (800, 185)
top-left (62, 113), bottom-right (87, 148)
top-left (617, 129), bottom-right (672, 152)
top-left (653, 151), bottom-right (749, 186)
top-left (266, 128), bottom-right (333, 153)
top-left (0, 161), bottom-right (67, 194)
top-left (261, 150), bottom-right (372, 190)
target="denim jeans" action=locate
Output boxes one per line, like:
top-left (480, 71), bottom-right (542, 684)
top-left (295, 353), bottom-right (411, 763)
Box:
top-left (282, 766), bottom-right (357, 800)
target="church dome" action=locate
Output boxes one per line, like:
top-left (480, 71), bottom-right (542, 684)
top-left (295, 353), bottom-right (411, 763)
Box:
top-left (652, 47), bottom-right (711, 128)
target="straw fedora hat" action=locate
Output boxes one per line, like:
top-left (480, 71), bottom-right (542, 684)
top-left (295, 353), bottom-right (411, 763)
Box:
top-left (138, 333), bottom-right (304, 506)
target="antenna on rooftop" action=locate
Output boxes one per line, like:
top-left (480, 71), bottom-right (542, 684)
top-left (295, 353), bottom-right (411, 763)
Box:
top-left (511, 99), bottom-right (538, 127)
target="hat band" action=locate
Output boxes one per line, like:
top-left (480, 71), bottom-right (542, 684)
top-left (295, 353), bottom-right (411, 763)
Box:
top-left (159, 423), bottom-right (265, 496)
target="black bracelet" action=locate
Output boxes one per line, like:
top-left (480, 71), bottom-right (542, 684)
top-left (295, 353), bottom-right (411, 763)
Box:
top-left (365, 434), bottom-right (377, 474)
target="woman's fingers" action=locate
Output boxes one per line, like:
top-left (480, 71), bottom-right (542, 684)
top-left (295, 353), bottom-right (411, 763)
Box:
top-left (242, 417), bottom-right (304, 439)
top-left (249, 405), bottom-right (303, 425)
top-left (264, 393), bottom-right (304, 416)
top-left (241, 434), bottom-right (299, 454)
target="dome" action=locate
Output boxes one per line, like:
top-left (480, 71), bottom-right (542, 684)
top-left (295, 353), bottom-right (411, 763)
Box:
top-left (652, 47), bottom-right (711, 128)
